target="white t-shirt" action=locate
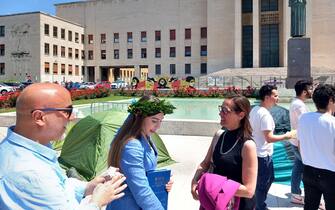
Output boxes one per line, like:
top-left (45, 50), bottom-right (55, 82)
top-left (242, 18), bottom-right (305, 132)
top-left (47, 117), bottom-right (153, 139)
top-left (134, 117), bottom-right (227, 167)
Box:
top-left (250, 105), bottom-right (275, 157)
top-left (289, 98), bottom-right (309, 146)
top-left (298, 112), bottom-right (335, 172)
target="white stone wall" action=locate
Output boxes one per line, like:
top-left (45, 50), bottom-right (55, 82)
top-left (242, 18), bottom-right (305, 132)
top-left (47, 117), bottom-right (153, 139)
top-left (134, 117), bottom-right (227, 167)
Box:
top-left (0, 13), bottom-right (41, 82)
top-left (0, 12), bottom-right (84, 83)
top-left (56, 0), bottom-right (208, 78)
top-left (310, 0), bottom-right (335, 72)
top-left (39, 13), bottom-right (84, 83)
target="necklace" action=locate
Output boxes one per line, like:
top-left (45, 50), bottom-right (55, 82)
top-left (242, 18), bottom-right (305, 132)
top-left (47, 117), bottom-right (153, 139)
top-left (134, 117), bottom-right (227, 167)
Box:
top-left (219, 131), bottom-right (240, 155)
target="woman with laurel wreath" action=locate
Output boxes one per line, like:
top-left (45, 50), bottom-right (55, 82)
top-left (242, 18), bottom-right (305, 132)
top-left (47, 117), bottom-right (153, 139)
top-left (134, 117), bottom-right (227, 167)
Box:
top-left (106, 96), bottom-right (176, 210)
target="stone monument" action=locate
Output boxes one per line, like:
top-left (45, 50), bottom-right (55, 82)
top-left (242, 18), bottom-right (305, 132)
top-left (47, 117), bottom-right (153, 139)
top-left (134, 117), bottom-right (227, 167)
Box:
top-left (286, 0), bottom-right (312, 88)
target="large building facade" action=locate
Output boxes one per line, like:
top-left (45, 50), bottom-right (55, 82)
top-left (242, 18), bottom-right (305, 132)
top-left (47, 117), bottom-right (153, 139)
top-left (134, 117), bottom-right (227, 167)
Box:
top-left (0, 0), bottom-right (334, 83)
top-left (0, 12), bottom-right (84, 83)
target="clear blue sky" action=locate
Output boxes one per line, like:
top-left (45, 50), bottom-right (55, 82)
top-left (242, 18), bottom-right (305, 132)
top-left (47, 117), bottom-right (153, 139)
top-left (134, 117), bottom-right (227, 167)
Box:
top-left (0, 0), bottom-right (83, 16)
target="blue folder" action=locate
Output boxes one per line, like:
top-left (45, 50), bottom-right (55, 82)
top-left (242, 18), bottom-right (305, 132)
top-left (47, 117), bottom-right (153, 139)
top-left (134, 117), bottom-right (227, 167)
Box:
top-left (147, 169), bottom-right (171, 210)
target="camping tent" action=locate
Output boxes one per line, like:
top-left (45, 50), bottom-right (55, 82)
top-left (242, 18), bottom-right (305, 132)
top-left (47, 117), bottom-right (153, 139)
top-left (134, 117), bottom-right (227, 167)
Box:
top-left (58, 111), bottom-right (175, 181)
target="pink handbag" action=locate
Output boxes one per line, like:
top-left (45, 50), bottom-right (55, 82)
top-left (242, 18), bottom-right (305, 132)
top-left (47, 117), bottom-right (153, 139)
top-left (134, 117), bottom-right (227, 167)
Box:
top-left (197, 173), bottom-right (241, 210)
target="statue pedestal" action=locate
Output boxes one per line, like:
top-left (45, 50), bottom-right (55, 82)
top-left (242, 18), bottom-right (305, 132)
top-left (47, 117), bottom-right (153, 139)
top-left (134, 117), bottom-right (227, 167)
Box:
top-left (286, 37), bottom-right (312, 88)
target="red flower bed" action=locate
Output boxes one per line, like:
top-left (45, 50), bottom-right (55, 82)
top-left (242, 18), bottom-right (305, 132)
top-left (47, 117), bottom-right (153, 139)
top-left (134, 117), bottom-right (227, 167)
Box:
top-left (114, 86), bottom-right (257, 98)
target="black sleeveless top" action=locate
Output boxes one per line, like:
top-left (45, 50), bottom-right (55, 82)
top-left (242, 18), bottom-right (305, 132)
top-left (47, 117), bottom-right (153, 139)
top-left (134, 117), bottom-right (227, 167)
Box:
top-left (212, 129), bottom-right (256, 210)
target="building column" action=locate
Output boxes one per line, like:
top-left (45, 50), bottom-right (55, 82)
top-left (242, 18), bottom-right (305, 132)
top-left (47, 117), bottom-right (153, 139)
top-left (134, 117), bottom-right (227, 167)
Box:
top-left (234, 0), bottom-right (242, 68)
top-left (253, 0), bottom-right (260, 67)
top-left (94, 66), bottom-right (100, 82)
top-left (283, 0), bottom-right (290, 67)
top-left (134, 65), bottom-right (140, 78)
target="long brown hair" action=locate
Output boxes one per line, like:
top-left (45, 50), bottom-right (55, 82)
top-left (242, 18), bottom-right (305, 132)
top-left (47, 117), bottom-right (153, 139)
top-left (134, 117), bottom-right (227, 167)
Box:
top-left (227, 95), bottom-right (253, 141)
top-left (108, 95), bottom-right (158, 168)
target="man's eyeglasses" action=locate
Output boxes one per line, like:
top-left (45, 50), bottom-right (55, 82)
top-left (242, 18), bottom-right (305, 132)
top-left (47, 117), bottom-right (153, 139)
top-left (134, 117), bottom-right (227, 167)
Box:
top-left (31, 105), bottom-right (73, 119)
top-left (218, 105), bottom-right (233, 115)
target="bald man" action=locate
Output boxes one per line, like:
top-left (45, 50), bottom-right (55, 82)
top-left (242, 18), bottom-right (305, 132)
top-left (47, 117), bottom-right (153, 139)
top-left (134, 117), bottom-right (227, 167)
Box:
top-left (0, 83), bottom-right (127, 210)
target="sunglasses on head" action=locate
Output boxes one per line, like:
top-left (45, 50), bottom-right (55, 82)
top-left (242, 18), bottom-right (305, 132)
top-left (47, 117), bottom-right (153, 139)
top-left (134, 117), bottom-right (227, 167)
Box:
top-left (31, 105), bottom-right (73, 119)
top-left (218, 105), bottom-right (234, 114)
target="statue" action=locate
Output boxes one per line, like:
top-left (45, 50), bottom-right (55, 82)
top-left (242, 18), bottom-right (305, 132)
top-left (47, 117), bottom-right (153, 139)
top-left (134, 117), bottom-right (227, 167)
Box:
top-left (289, 0), bottom-right (306, 37)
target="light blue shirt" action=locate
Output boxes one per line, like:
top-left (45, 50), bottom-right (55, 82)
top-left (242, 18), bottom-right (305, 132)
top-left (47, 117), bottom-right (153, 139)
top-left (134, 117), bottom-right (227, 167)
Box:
top-left (107, 136), bottom-right (164, 210)
top-left (0, 127), bottom-right (94, 210)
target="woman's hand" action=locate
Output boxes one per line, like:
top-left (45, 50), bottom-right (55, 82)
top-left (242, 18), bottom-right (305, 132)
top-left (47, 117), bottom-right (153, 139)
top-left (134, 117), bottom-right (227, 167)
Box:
top-left (191, 180), bottom-right (199, 200)
top-left (165, 176), bottom-right (174, 192)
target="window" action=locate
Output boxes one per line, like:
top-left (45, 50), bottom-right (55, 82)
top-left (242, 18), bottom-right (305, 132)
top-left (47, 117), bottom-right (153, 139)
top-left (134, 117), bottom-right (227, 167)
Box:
top-left (101, 50), bottom-right (106, 59)
top-left (185, 64), bottom-right (191, 74)
top-left (127, 32), bottom-right (133, 43)
top-left (261, 0), bottom-right (278, 12)
top-left (75, 32), bottom-right (79, 43)
top-left (170, 64), bottom-right (176, 74)
top-left (44, 43), bottom-right (50, 55)
top-left (53, 26), bottom-right (58, 38)
top-left (127, 49), bottom-right (133, 59)
top-left (114, 49), bottom-right (119, 59)
top-left (75, 49), bottom-right (79, 59)
top-left (61, 64), bottom-right (66, 75)
top-left (81, 34), bottom-right (85, 44)
top-left (44, 24), bottom-right (49, 36)
top-left (68, 48), bottom-right (73, 58)
top-left (242, 0), bottom-right (253, 13)
top-left (68, 65), bottom-right (73, 75)
top-left (155, 30), bottom-right (161, 41)
top-left (185, 46), bottom-right (191, 57)
top-left (61, 28), bottom-right (65, 39)
top-left (0, 63), bottom-right (4, 75)
top-left (53, 45), bottom-right (58, 56)
top-left (155, 64), bottom-right (161, 75)
top-left (61, 46), bottom-right (65, 57)
top-left (88, 34), bottom-right (93, 44)
top-left (0, 26), bottom-right (4, 37)
top-left (201, 27), bottom-right (207, 39)
top-left (141, 31), bottom-right (147, 42)
top-left (75, 65), bottom-right (79, 76)
top-left (185, 28), bottom-right (191, 39)
top-left (170, 47), bottom-right (176, 57)
top-left (201, 63), bottom-right (207, 74)
top-left (68, 31), bottom-right (73, 41)
top-left (101, 33), bottom-right (106, 44)
top-left (0, 44), bottom-right (5, 56)
top-left (170, 29), bottom-right (176, 40)
top-left (88, 50), bottom-right (94, 60)
top-left (44, 62), bottom-right (50, 74)
top-left (141, 48), bottom-right (147, 58)
top-left (155, 48), bottom-right (161, 58)
top-left (53, 63), bottom-right (58, 74)
top-left (114, 33), bottom-right (119, 43)
top-left (81, 50), bottom-right (85, 59)
top-left (200, 45), bottom-right (207, 56)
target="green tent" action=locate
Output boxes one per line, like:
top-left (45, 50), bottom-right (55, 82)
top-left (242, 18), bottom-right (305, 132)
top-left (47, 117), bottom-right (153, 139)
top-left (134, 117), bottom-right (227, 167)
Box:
top-left (58, 111), bottom-right (175, 181)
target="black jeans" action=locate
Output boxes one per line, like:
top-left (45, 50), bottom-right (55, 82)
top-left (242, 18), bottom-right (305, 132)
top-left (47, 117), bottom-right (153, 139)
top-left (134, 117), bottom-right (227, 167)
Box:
top-left (303, 165), bottom-right (335, 210)
top-left (256, 156), bottom-right (274, 210)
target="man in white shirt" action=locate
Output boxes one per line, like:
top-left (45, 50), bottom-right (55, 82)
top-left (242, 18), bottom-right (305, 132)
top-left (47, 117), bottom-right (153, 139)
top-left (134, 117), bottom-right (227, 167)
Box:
top-left (289, 80), bottom-right (312, 204)
top-left (250, 85), bottom-right (293, 210)
top-left (298, 84), bottom-right (335, 209)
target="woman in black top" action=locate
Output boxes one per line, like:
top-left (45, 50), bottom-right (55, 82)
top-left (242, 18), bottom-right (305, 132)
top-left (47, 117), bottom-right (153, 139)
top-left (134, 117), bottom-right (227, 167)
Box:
top-left (191, 95), bottom-right (257, 210)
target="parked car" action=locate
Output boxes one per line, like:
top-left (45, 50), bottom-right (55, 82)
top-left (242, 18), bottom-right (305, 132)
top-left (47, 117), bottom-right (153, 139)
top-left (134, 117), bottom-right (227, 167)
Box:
top-left (0, 83), bottom-right (15, 95)
top-left (96, 81), bottom-right (111, 89)
top-left (111, 80), bottom-right (127, 89)
top-left (18, 81), bottom-right (33, 90)
top-left (3, 82), bottom-right (21, 91)
top-left (79, 82), bottom-right (96, 89)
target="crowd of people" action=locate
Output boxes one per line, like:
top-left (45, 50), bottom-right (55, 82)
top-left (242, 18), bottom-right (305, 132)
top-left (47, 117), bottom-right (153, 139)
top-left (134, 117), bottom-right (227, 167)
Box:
top-left (0, 81), bottom-right (334, 210)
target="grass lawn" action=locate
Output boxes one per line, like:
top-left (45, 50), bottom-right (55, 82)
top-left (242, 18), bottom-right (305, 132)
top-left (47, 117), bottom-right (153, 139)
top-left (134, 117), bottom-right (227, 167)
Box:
top-left (0, 95), bottom-right (131, 113)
